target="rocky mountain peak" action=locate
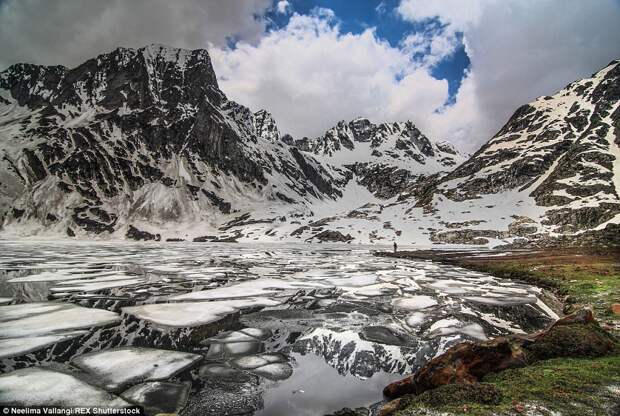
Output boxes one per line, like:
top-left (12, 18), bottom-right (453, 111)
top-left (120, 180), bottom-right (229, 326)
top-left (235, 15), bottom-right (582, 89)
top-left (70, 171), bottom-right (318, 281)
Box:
top-left (294, 118), bottom-right (452, 161)
top-left (0, 44), bottom-right (348, 238)
top-left (253, 109), bottom-right (280, 142)
top-left (0, 44), bottom-right (220, 115)
top-left (348, 117), bottom-right (374, 142)
top-left (414, 59), bottom-right (620, 244)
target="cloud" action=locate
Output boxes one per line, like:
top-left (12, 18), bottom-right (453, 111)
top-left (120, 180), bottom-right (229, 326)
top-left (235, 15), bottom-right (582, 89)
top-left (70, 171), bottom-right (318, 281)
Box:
top-left (397, 0), bottom-right (620, 150)
top-left (276, 1), bottom-right (291, 14)
top-left (0, 0), bottom-right (272, 69)
top-left (397, 0), bottom-right (491, 31)
top-left (375, 2), bottom-right (388, 15)
top-left (211, 10), bottom-right (449, 140)
top-left (400, 24), bottom-right (459, 67)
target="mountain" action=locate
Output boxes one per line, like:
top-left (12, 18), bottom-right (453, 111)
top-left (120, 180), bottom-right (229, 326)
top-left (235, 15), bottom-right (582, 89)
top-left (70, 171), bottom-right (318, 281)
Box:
top-left (0, 44), bottom-right (462, 242)
top-left (0, 44), bottom-right (346, 239)
top-left (259, 60), bottom-right (620, 247)
top-left (1, 44), bottom-right (618, 247)
top-left (414, 59), bottom-right (620, 246)
top-left (292, 118), bottom-right (466, 199)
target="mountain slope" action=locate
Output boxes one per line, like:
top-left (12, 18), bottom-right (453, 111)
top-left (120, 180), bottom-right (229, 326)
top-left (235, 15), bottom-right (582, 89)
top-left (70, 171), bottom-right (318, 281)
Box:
top-left (0, 44), bottom-right (345, 239)
top-left (415, 59), bottom-right (620, 245)
top-left (268, 60), bottom-right (620, 247)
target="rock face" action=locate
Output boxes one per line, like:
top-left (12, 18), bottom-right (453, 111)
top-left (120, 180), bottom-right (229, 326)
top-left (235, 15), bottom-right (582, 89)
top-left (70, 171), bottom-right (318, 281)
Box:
top-left (383, 337), bottom-right (526, 399)
top-left (382, 309), bottom-right (617, 400)
top-left (0, 44), bottom-right (343, 238)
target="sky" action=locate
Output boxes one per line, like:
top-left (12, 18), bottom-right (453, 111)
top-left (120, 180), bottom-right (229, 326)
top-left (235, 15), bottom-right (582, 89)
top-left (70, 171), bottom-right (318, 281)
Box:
top-left (0, 1), bottom-right (619, 152)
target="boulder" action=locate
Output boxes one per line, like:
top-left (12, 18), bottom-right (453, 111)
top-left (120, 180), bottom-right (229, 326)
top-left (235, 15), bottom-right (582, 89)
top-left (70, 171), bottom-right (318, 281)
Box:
top-left (309, 230), bottom-right (354, 243)
top-left (126, 225), bottom-right (161, 241)
top-left (524, 308), bottom-right (617, 361)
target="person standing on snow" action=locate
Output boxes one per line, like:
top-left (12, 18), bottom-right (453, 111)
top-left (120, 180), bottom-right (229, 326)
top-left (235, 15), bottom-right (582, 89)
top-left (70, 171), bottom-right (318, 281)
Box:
top-left (393, 241), bottom-right (397, 253)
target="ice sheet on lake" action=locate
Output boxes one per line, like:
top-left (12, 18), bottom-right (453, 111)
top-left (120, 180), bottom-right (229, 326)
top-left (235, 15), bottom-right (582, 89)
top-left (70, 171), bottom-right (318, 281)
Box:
top-left (169, 278), bottom-right (329, 301)
top-left (427, 319), bottom-right (487, 340)
top-left (0, 241), bottom-right (559, 387)
top-left (121, 381), bottom-right (190, 415)
top-left (122, 297), bottom-right (281, 328)
top-left (232, 353), bottom-right (293, 380)
top-left (0, 302), bottom-right (120, 339)
top-left (0, 367), bottom-right (131, 407)
top-left (50, 277), bottom-right (145, 293)
top-left (72, 347), bottom-right (202, 391)
top-left (405, 312), bottom-right (426, 327)
top-left (392, 296), bottom-right (438, 311)
top-left (0, 331), bottom-right (87, 359)
top-left (464, 295), bottom-right (538, 306)
top-left (341, 282), bottom-right (400, 299)
top-left (7, 270), bottom-right (117, 283)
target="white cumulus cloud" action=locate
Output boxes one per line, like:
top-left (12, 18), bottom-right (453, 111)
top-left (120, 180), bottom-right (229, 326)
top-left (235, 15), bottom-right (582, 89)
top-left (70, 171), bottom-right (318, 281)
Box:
top-left (211, 10), bottom-right (449, 140)
top-left (397, 0), bottom-right (620, 150)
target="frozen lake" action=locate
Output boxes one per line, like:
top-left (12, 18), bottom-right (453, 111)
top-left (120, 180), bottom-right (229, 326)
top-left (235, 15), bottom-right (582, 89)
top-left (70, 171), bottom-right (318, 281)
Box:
top-left (0, 241), bottom-right (557, 415)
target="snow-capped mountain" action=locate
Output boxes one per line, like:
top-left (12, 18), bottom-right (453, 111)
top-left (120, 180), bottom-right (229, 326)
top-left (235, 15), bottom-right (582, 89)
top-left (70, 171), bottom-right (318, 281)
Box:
top-left (0, 44), bottom-right (462, 242)
top-left (415, 59), bottom-right (620, 246)
top-left (256, 60), bottom-right (620, 246)
top-left (0, 44), bottom-right (618, 247)
top-left (0, 44), bottom-right (346, 239)
top-left (293, 118), bottom-right (466, 199)
top-left (253, 109), bottom-right (281, 143)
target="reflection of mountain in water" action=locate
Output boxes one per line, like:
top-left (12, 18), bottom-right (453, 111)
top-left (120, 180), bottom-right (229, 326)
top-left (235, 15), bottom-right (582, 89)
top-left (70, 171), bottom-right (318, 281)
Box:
top-left (290, 328), bottom-right (428, 379)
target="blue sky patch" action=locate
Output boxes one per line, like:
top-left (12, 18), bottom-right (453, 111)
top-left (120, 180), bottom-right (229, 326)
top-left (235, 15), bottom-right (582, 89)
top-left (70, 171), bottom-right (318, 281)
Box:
top-left (263, 0), bottom-right (471, 104)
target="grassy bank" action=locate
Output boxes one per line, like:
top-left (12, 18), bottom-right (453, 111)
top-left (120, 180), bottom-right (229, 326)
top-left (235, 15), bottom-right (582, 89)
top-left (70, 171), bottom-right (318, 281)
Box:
top-left (376, 248), bottom-right (620, 415)
top-left (395, 354), bottom-right (620, 416)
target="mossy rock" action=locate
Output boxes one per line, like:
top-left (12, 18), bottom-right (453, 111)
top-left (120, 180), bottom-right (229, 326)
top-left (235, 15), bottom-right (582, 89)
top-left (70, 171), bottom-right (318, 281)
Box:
top-left (396, 382), bottom-right (502, 413)
top-left (525, 322), bottom-right (618, 361)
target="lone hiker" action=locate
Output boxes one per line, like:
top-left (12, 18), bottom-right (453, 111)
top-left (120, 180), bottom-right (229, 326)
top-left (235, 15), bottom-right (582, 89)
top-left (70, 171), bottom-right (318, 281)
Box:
top-left (393, 241), bottom-right (397, 253)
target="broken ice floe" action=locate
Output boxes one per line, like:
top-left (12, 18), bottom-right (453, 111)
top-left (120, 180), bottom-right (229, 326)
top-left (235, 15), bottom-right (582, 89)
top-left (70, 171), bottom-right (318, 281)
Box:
top-left (0, 241), bottom-right (562, 413)
top-left (0, 367), bottom-right (131, 407)
top-left (122, 297), bottom-right (281, 328)
top-left (0, 302), bottom-right (120, 359)
top-left (72, 347), bottom-right (202, 392)
top-left (121, 381), bottom-right (191, 415)
top-left (232, 353), bottom-right (293, 381)
top-left (392, 295), bottom-right (438, 311)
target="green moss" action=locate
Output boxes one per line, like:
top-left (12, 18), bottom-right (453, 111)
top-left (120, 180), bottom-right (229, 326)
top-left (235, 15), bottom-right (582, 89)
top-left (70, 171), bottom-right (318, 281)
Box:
top-left (524, 322), bottom-right (618, 361)
top-left (403, 383), bottom-right (502, 407)
top-left (486, 354), bottom-right (620, 415)
top-left (395, 354), bottom-right (620, 416)
top-left (395, 383), bottom-right (502, 416)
